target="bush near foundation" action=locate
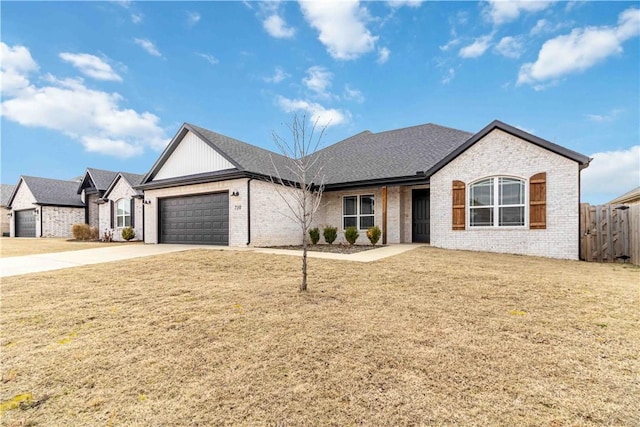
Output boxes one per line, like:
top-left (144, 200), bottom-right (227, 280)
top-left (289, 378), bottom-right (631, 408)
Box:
top-left (323, 226), bottom-right (338, 245)
top-left (122, 227), bottom-right (136, 241)
top-left (366, 226), bottom-right (381, 246)
top-left (344, 226), bottom-right (359, 245)
top-left (71, 223), bottom-right (92, 241)
top-left (309, 227), bottom-right (320, 245)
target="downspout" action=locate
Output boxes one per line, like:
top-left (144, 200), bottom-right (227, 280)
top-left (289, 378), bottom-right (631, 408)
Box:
top-left (247, 178), bottom-right (252, 245)
top-left (142, 199), bottom-right (145, 243)
top-left (39, 205), bottom-right (43, 237)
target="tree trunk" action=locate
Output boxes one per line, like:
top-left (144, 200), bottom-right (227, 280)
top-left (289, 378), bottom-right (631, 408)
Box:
top-left (301, 230), bottom-right (308, 291)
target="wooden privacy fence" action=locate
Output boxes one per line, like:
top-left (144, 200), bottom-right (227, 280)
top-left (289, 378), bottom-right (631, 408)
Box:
top-left (580, 203), bottom-right (640, 265)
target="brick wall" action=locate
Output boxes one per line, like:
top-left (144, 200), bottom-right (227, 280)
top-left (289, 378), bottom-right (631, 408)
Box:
top-left (1, 207), bottom-right (10, 236)
top-left (41, 206), bottom-right (85, 238)
top-left (320, 188), bottom-right (383, 245)
top-left (99, 177), bottom-right (144, 242)
top-left (86, 193), bottom-right (100, 228)
top-left (430, 128), bottom-right (581, 260)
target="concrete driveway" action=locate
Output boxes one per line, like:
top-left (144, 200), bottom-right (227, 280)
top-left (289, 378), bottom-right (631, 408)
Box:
top-left (0, 243), bottom-right (424, 278)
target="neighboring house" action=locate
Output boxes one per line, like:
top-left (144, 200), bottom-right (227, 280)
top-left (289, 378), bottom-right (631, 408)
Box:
top-left (1, 184), bottom-right (16, 236)
top-left (137, 120), bottom-right (590, 260)
top-left (7, 176), bottom-right (84, 238)
top-left (77, 168), bottom-right (119, 228)
top-left (98, 172), bottom-right (145, 241)
top-left (609, 186), bottom-right (640, 206)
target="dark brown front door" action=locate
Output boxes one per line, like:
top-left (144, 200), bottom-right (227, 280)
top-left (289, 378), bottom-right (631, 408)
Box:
top-left (412, 189), bottom-right (430, 243)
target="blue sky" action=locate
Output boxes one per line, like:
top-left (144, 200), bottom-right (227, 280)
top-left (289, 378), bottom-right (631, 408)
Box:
top-left (1, 0), bottom-right (638, 204)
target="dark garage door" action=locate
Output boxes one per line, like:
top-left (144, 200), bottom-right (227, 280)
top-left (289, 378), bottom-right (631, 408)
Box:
top-left (159, 192), bottom-right (229, 245)
top-left (15, 209), bottom-right (36, 237)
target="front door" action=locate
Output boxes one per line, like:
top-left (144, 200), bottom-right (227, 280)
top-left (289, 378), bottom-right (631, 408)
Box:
top-left (412, 189), bottom-right (430, 243)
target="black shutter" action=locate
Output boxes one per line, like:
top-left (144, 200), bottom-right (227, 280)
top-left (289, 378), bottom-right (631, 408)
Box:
top-left (130, 199), bottom-right (135, 228)
top-left (110, 200), bottom-right (114, 228)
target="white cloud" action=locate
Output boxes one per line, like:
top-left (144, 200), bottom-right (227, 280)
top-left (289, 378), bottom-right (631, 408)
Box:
top-left (263, 14), bottom-right (296, 38)
top-left (439, 38), bottom-right (460, 51)
top-left (377, 46), bottom-right (390, 64)
top-left (134, 38), bottom-right (161, 57)
top-left (518, 8), bottom-right (640, 86)
top-left (276, 95), bottom-right (347, 128)
top-left (586, 108), bottom-right (624, 123)
top-left (441, 67), bottom-right (455, 84)
top-left (494, 36), bottom-right (524, 59)
top-left (459, 34), bottom-right (493, 58)
top-left (0, 43), bottom-right (168, 159)
top-left (386, 0), bottom-right (422, 8)
top-left (0, 42), bottom-right (39, 96)
top-left (530, 19), bottom-right (551, 35)
top-left (581, 146), bottom-right (640, 203)
top-left (59, 53), bottom-right (122, 82)
top-left (485, 1), bottom-right (553, 25)
top-left (196, 52), bottom-right (219, 65)
top-left (343, 84), bottom-right (364, 103)
top-left (303, 66), bottom-right (333, 98)
top-left (187, 11), bottom-right (201, 26)
top-left (131, 13), bottom-right (143, 24)
top-left (263, 66), bottom-right (290, 84)
top-left (299, 0), bottom-right (378, 60)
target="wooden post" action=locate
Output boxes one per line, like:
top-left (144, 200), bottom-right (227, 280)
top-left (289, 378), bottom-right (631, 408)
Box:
top-left (382, 186), bottom-right (387, 245)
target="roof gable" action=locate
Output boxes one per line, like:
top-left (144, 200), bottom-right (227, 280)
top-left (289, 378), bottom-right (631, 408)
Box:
top-left (103, 172), bottom-right (145, 199)
top-left (153, 130), bottom-right (236, 181)
top-left (77, 168), bottom-right (119, 194)
top-left (10, 176), bottom-right (84, 207)
top-left (426, 120), bottom-right (591, 178)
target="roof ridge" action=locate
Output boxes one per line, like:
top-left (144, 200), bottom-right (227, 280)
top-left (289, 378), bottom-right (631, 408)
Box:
top-left (372, 122), bottom-right (473, 136)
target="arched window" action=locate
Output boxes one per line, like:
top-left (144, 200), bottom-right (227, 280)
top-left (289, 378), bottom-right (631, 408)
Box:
top-left (116, 198), bottom-right (131, 227)
top-left (469, 177), bottom-right (525, 227)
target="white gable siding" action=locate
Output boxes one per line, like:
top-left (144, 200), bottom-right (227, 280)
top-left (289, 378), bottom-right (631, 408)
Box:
top-left (430, 128), bottom-right (580, 260)
top-left (153, 131), bottom-right (235, 181)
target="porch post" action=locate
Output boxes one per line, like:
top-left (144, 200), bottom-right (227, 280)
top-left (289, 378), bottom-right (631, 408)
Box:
top-left (382, 186), bottom-right (387, 245)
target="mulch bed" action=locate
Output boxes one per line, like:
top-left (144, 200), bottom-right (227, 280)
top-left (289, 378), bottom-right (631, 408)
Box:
top-left (265, 244), bottom-right (384, 254)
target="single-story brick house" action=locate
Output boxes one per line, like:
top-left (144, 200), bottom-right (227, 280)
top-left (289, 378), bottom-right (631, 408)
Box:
top-left (137, 120), bottom-right (590, 259)
top-left (7, 176), bottom-right (84, 238)
top-left (77, 167), bottom-right (119, 229)
top-left (1, 184), bottom-right (16, 236)
top-left (97, 172), bottom-right (145, 241)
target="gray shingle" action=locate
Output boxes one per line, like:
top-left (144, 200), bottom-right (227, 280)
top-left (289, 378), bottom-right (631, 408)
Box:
top-left (21, 176), bottom-right (84, 207)
top-left (86, 168), bottom-right (119, 191)
top-left (311, 123), bottom-right (473, 185)
top-left (1, 184), bottom-right (16, 207)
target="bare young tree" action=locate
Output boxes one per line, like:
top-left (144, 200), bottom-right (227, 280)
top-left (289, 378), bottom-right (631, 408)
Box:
top-left (269, 114), bottom-right (327, 291)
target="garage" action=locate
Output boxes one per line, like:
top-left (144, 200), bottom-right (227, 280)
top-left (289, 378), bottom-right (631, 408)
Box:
top-left (159, 192), bottom-right (229, 245)
top-left (15, 209), bottom-right (36, 237)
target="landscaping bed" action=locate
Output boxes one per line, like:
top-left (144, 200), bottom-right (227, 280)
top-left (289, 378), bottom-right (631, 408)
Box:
top-left (265, 243), bottom-right (384, 254)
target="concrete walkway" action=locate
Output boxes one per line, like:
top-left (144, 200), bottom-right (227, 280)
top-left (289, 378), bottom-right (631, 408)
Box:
top-left (0, 244), bottom-right (425, 278)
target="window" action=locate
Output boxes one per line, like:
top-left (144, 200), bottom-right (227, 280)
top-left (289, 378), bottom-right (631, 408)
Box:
top-left (343, 195), bottom-right (375, 229)
top-left (116, 198), bottom-right (131, 227)
top-left (469, 177), bottom-right (525, 227)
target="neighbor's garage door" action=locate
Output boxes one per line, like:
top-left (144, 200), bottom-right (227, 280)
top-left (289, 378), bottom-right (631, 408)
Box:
top-left (15, 209), bottom-right (36, 237)
top-left (159, 192), bottom-right (229, 245)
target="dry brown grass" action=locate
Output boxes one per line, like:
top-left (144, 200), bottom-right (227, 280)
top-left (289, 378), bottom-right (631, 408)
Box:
top-left (1, 247), bottom-right (638, 426)
top-left (0, 238), bottom-right (135, 258)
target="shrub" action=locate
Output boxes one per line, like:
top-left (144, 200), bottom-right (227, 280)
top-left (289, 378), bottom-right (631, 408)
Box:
top-left (309, 227), bottom-right (320, 245)
top-left (89, 226), bottom-right (99, 240)
top-left (366, 225), bottom-right (382, 246)
top-left (122, 227), bottom-right (136, 241)
top-left (344, 226), bottom-right (359, 245)
top-left (71, 223), bottom-right (91, 241)
top-left (323, 226), bottom-right (338, 245)
top-left (102, 230), bottom-right (113, 242)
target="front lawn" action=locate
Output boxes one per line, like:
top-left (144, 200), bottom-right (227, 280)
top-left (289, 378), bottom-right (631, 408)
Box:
top-left (0, 237), bottom-right (136, 258)
top-left (1, 247), bottom-right (638, 425)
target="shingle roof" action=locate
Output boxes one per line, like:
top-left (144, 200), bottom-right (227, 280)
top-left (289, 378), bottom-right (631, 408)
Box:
top-left (312, 123), bottom-right (474, 185)
top-left (187, 124), bottom-right (296, 181)
top-left (78, 168), bottom-right (119, 194)
top-left (104, 172), bottom-right (146, 198)
top-left (18, 176), bottom-right (84, 207)
top-left (1, 184), bottom-right (16, 207)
